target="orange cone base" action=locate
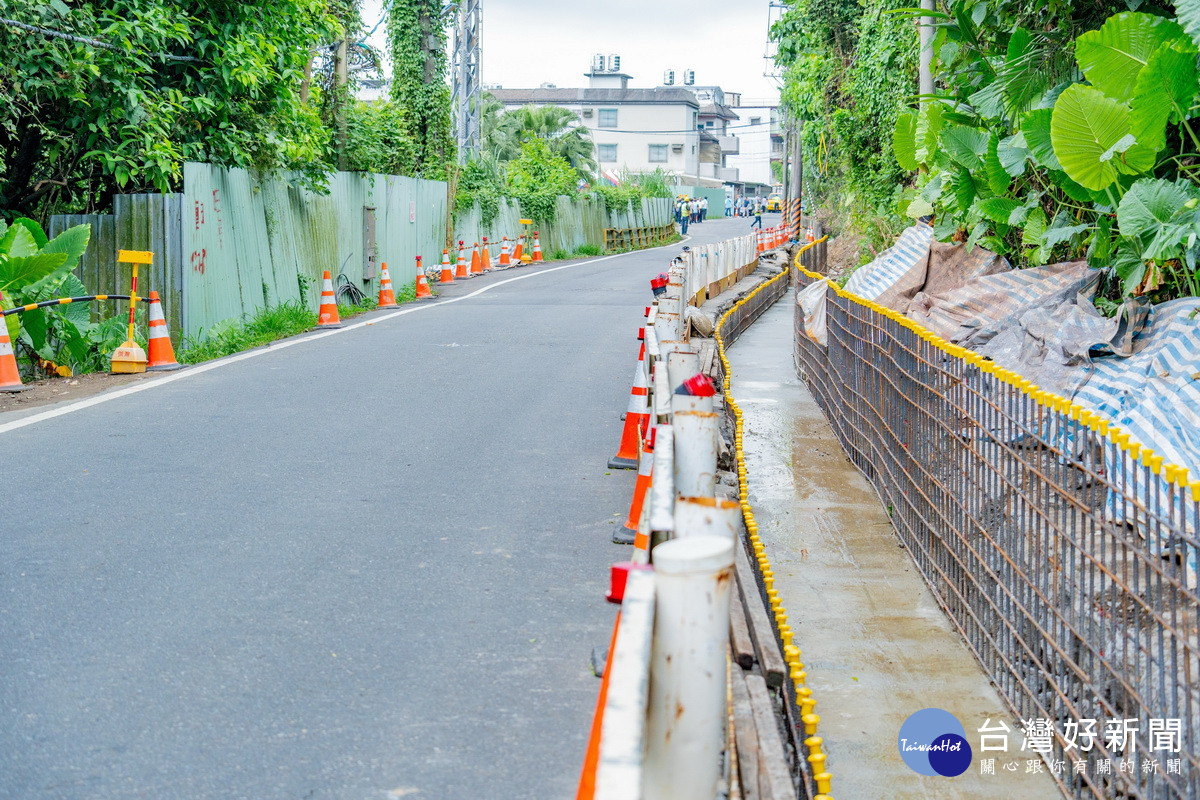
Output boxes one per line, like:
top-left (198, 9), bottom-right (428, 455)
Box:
top-left (147, 361), bottom-right (183, 372)
top-left (607, 454), bottom-right (639, 470)
top-left (317, 319), bottom-right (342, 329)
top-left (0, 381), bottom-right (25, 393)
top-left (378, 301), bottom-right (400, 309)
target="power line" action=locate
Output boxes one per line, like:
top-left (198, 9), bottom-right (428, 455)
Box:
top-left (0, 16), bottom-right (200, 62)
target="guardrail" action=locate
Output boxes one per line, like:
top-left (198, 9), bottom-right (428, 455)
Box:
top-left (794, 256), bottom-right (1199, 799)
top-left (604, 224), bottom-right (676, 252)
top-left (580, 236), bottom-right (828, 800)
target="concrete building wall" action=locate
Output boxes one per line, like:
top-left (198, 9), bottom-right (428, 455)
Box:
top-left (726, 106), bottom-right (779, 187)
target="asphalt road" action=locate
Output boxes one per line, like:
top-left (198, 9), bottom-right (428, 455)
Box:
top-left (0, 215), bottom-right (755, 800)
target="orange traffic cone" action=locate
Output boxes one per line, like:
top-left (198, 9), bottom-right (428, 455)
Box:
top-left (439, 249), bottom-right (455, 284)
top-left (470, 242), bottom-right (482, 276)
top-left (512, 235), bottom-right (526, 264)
top-left (455, 242), bottom-right (470, 280)
top-left (532, 232), bottom-right (544, 262)
top-left (806, 227), bottom-right (815, 243)
top-left (414, 256), bottom-right (433, 299)
top-left (478, 237), bottom-right (491, 274)
top-left (757, 228), bottom-right (765, 254)
top-left (498, 237), bottom-right (512, 268)
top-left (0, 297), bottom-right (25, 392)
top-left (378, 261), bottom-right (400, 308)
top-left (616, 427), bottom-right (655, 544)
top-left (317, 270), bottom-right (341, 328)
top-left (609, 345), bottom-right (650, 470)
top-left (145, 291), bottom-right (182, 371)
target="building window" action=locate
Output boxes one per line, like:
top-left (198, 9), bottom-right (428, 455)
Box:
top-left (692, 111), bottom-right (698, 128)
top-left (648, 144), bottom-right (668, 163)
top-left (750, 116), bottom-right (762, 126)
top-left (598, 108), bottom-right (618, 128)
top-left (598, 143), bottom-right (618, 163)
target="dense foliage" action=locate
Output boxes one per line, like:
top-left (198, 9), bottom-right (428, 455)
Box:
top-left (0, 0), bottom-right (340, 218)
top-left (503, 139), bottom-right (578, 223)
top-left (0, 217), bottom-right (132, 374)
top-left (388, 0), bottom-right (453, 179)
top-left (772, 0), bottom-right (917, 233)
top-left (890, 2), bottom-right (1200, 303)
top-left (482, 101), bottom-right (597, 179)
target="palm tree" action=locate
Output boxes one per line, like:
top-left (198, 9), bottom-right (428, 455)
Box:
top-left (480, 97), bottom-right (597, 179)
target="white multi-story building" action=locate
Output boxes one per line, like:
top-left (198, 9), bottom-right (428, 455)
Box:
top-left (490, 56), bottom-right (703, 180)
top-left (724, 101), bottom-right (784, 193)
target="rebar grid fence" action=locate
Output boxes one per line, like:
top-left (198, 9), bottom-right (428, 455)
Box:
top-left (793, 263), bottom-right (1199, 800)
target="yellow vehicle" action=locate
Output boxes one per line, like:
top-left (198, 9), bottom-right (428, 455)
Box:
top-left (765, 193), bottom-right (783, 212)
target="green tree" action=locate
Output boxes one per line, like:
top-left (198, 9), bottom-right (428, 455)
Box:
top-left (505, 138), bottom-right (578, 223)
top-left (0, 0), bottom-right (340, 217)
top-left (486, 104), bottom-right (597, 179)
top-left (387, 0), bottom-right (454, 179)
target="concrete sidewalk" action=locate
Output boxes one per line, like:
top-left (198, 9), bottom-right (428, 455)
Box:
top-left (728, 296), bottom-right (1059, 799)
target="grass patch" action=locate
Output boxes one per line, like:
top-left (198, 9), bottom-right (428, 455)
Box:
top-left (336, 295), bottom-right (378, 320)
top-left (178, 301), bottom-right (316, 364)
top-left (574, 243), bottom-right (602, 257)
top-left (548, 249), bottom-right (570, 261)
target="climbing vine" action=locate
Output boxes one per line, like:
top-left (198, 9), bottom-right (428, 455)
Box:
top-left (388, 0), bottom-right (454, 179)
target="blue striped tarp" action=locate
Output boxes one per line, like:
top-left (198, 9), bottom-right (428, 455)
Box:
top-left (842, 224), bottom-right (934, 300)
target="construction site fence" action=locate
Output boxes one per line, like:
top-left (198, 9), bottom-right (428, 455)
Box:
top-left (792, 249), bottom-right (1199, 799)
top-left (49, 166), bottom-right (674, 342)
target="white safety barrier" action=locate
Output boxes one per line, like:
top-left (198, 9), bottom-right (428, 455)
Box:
top-left (677, 232), bottom-right (760, 307)
top-left (582, 238), bottom-right (771, 800)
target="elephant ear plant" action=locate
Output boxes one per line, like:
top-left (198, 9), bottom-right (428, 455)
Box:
top-left (0, 217), bottom-right (129, 376)
top-left (891, 4), bottom-right (1200, 305)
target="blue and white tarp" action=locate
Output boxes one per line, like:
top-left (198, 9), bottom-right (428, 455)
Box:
top-left (842, 223), bottom-right (934, 301)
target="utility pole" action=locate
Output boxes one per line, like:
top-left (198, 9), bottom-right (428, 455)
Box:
top-left (450, 0), bottom-right (482, 162)
top-left (334, 37), bottom-right (349, 170)
top-left (787, 119), bottom-right (803, 241)
top-left (918, 0), bottom-right (934, 103)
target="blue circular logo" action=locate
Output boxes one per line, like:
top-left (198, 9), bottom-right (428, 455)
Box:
top-left (898, 708), bottom-right (973, 777)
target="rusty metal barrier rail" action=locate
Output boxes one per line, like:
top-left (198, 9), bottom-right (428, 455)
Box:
top-left (793, 257), bottom-right (1199, 800)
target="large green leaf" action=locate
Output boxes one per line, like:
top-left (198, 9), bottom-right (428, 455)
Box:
top-left (984, 134), bottom-right (1009, 193)
top-left (978, 196), bottom-right (1021, 223)
top-left (24, 225), bottom-right (91, 298)
top-left (1178, 0), bottom-right (1200, 49)
top-left (941, 124), bottom-right (989, 171)
top-left (1088, 214), bottom-right (1114, 268)
top-left (915, 102), bottom-right (944, 166)
top-left (0, 225), bottom-right (39, 259)
top-left (1116, 177), bottom-right (1200, 260)
top-left (893, 110), bottom-right (919, 171)
top-left (950, 167), bottom-right (977, 214)
top-left (0, 253), bottom-right (69, 294)
top-left (996, 132), bottom-right (1030, 176)
top-left (1021, 109), bottom-right (1062, 170)
top-left (56, 273), bottom-right (93, 331)
top-left (1051, 84), bottom-right (1144, 190)
top-left (1130, 40), bottom-right (1200, 154)
top-left (1023, 207), bottom-right (1050, 265)
top-left (10, 218), bottom-right (48, 249)
top-left (1074, 12), bottom-right (1188, 102)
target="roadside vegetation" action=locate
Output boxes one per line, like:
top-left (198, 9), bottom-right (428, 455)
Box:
top-left (773, 0), bottom-right (1200, 306)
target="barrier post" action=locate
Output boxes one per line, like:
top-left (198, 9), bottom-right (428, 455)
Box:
top-left (673, 410), bottom-right (718, 499)
top-left (643, 535), bottom-right (734, 799)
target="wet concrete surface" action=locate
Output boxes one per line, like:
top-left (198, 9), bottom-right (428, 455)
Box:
top-left (729, 297), bottom-right (1060, 799)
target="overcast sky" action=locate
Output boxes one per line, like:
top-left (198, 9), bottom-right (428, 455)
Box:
top-left (359, 0), bottom-right (782, 104)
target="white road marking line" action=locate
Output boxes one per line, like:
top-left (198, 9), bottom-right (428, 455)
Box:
top-left (0, 234), bottom-right (692, 436)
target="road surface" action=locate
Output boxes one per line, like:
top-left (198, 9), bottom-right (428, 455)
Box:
top-left (0, 216), bottom-right (755, 800)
